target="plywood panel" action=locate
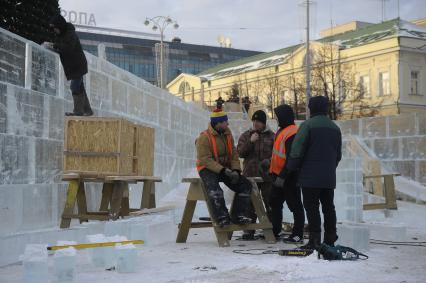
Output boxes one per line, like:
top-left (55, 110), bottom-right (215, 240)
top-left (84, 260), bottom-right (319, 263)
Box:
top-left (64, 117), bottom-right (148, 176)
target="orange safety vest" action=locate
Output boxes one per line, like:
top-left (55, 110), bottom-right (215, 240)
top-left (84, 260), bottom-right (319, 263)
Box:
top-left (196, 129), bottom-right (233, 172)
top-left (269, 125), bottom-right (298, 175)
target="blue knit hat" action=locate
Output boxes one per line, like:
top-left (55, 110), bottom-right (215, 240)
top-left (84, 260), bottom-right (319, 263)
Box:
top-left (210, 109), bottom-right (228, 123)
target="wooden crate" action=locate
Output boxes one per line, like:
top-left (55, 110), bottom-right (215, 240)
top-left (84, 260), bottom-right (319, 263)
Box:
top-left (64, 117), bottom-right (155, 176)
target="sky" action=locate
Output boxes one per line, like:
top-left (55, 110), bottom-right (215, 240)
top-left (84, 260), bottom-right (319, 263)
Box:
top-left (59, 0), bottom-right (426, 52)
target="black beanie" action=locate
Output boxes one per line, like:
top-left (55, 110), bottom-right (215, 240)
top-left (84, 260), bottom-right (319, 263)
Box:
top-left (251, 110), bottom-right (267, 124)
top-left (308, 96), bottom-right (329, 116)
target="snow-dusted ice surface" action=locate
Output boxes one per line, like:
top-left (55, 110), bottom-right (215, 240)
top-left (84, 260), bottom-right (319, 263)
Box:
top-left (0, 200), bottom-right (424, 283)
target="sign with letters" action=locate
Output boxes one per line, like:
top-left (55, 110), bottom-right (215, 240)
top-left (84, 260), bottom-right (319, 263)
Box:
top-left (60, 9), bottom-right (97, 26)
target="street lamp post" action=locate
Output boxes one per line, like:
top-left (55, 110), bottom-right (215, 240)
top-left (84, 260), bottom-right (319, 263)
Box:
top-left (144, 16), bottom-right (179, 88)
top-left (305, 0), bottom-right (311, 119)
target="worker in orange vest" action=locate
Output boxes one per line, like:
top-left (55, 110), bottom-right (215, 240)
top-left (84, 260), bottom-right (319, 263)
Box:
top-left (196, 109), bottom-right (253, 227)
top-left (269, 104), bottom-right (305, 243)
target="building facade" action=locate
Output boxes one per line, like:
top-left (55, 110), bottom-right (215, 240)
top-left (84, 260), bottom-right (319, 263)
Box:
top-left (167, 18), bottom-right (426, 119)
top-left (75, 25), bottom-right (261, 86)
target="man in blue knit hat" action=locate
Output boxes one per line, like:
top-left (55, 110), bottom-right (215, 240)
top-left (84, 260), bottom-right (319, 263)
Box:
top-left (195, 109), bottom-right (253, 227)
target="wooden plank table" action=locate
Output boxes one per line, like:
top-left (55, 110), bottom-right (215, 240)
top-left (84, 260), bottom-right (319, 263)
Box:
top-left (176, 176), bottom-right (276, 247)
top-left (60, 173), bottom-right (162, 228)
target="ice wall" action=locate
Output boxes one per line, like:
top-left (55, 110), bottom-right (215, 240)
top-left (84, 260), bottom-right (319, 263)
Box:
top-left (336, 114), bottom-right (426, 187)
top-left (0, 27), bottom-right (209, 237)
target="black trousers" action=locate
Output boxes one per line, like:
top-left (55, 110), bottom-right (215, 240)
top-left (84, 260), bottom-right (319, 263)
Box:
top-left (243, 181), bottom-right (272, 235)
top-left (302, 187), bottom-right (337, 244)
top-left (269, 177), bottom-right (305, 237)
top-left (199, 169), bottom-right (252, 220)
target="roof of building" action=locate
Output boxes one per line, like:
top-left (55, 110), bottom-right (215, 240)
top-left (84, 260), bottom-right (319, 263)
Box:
top-left (198, 44), bottom-right (301, 79)
top-left (319, 18), bottom-right (426, 47)
top-left (197, 18), bottom-right (426, 80)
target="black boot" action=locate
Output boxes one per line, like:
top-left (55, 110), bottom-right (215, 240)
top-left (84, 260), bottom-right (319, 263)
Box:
top-left (231, 193), bottom-right (252, 225)
top-left (81, 87), bottom-right (93, 116)
top-left (324, 234), bottom-right (338, 247)
top-left (299, 232), bottom-right (321, 250)
top-left (241, 230), bottom-right (255, 240)
top-left (216, 216), bottom-right (231, 228)
top-left (209, 196), bottom-right (231, 228)
top-left (65, 93), bottom-right (85, 116)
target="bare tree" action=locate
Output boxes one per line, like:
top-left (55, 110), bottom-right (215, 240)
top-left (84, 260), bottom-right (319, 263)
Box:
top-left (263, 68), bottom-right (285, 118)
top-left (346, 78), bottom-right (382, 119)
top-left (280, 53), bottom-right (307, 119)
top-left (228, 82), bottom-right (240, 103)
top-left (311, 43), bottom-right (345, 119)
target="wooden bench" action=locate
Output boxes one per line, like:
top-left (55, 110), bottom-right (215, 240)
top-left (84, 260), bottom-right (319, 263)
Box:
top-left (60, 173), bottom-right (162, 228)
top-left (176, 176), bottom-right (276, 247)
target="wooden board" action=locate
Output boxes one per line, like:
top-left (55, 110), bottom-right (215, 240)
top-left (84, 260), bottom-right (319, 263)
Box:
top-left (137, 125), bottom-right (155, 176)
top-left (62, 173), bottom-right (162, 182)
top-left (64, 117), bottom-right (155, 176)
top-left (182, 177), bottom-right (263, 183)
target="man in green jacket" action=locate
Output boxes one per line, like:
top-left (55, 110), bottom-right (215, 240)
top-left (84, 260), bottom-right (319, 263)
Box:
top-left (287, 96), bottom-right (342, 250)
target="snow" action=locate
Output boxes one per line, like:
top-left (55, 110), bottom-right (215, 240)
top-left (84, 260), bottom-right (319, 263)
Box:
top-left (200, 53), bottom-right (291, 80)
top-left (394, 176), bottom-right (426, 203)
top-left (398, 20), bottom-right (426, 39)
top-left (0, 199), bottom-right (424, 282)
top-left (0, 204), bottom-right (424, 282)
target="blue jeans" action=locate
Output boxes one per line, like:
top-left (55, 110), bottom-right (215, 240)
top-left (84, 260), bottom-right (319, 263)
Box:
top-left (70, 77), bottom-right (83, 93)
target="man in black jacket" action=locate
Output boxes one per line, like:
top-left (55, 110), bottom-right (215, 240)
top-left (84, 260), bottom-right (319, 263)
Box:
top-left (269, 104), bottom-right (305, 243)
top-left (47, 14), bottom-right (93, 116)
top-left (287, 96), bottom-right (342, 250)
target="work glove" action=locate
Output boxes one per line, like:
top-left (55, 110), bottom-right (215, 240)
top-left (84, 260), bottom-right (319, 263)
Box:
top-left (259, 159), bottom-right (270, 174)
top-left (273, 176), bottom-right (285, 188)
top-left (41, 41), bottom-right (54, 51)
top-left (224, 168), bottom-right (240, 184)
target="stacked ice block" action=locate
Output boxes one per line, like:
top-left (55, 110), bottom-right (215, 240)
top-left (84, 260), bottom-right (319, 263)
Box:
top-left (0, 26), bottom-right (210, 266)
top-left (21, 244), bottom-right (49, 283)
top-left (335, 158), bottom-right (364, 222)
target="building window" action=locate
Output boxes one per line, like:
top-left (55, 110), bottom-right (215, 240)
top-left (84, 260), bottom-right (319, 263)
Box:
top-left (379, 72), bottom-right (390, 96)
top-left (410, 70), bottom-right (420, 95)
top-left (179, 82), bottom-right (191, 98)
top-left (359, 75), bottom-right (370, 98)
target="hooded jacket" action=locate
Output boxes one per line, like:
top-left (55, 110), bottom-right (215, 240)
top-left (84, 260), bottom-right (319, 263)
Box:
top-left (49, 15), bottom-right (88, 80)
top-left (273, 104), bottom-right (297, 178)
top-left (287, 96), bottom-right (342, 189)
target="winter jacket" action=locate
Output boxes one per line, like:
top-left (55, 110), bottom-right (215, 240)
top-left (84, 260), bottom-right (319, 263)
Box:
top-left (50, 16), bottom-right (87, 80)
top-left (273, 104), bottom-right (298, 179)
top-left (196, 123), bottom-right (241, 174)
top-left (237, 127), bottom-right (274, 177)
top-left (287, 96), bottom-right (342, 189)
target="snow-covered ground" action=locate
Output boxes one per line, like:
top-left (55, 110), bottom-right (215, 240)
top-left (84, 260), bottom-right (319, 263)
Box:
top-left (0, 200), bottom-right (425, 283)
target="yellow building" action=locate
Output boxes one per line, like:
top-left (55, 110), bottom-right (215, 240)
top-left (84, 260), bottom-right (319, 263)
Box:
top-left (167, 18), bottom-right (426, 119)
